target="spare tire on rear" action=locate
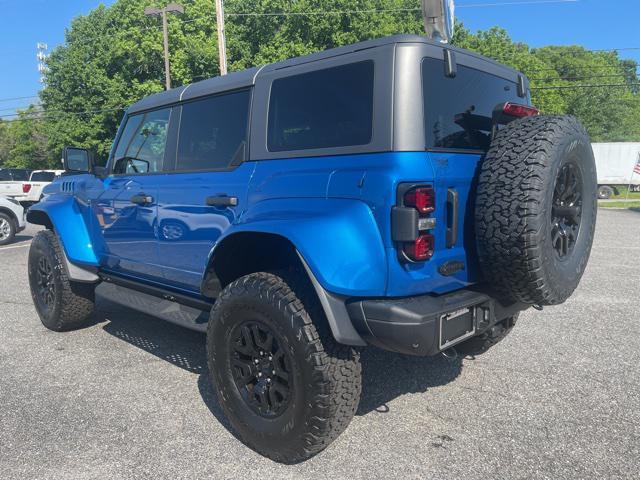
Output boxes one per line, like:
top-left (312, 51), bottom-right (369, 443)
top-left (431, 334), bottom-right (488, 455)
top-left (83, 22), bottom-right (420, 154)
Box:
top-left (475, 115), bottom-right (597, 306)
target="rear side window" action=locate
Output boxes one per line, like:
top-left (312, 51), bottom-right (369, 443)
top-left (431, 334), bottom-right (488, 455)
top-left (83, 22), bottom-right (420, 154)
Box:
top-left (176, 90), bottom-right (250, 171)
top-left (30, 171), bottom-right (56, 182)
top-left (112, 108), bottom-right (171, 174)
top-left (423, 58), bottom-right (521, 151)
top-left (267, 61), bottom-right (374, 152)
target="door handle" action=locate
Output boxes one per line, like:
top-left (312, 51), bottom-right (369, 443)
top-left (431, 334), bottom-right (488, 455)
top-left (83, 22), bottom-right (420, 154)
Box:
top-left (130, 193), bottom-right (154, 206)
top-left (206, 195), bottom-right (238, 207)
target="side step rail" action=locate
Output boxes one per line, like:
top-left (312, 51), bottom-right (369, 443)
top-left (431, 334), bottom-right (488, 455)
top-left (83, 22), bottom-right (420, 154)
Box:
top-left (96, 277), bottom-right (213, 333)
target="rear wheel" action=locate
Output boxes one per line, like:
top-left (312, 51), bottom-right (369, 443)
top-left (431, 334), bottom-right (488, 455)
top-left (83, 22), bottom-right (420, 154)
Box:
top-left (0, 213), bottom-right (16, 245)
top-left (28, 230), bottom-right (95, 331)
top-left (475, 115), bottom-right (597, 306)
top-left (597, 185), bottom-right (614, 200)
top-left (207, 272), bottom-right (362, 463)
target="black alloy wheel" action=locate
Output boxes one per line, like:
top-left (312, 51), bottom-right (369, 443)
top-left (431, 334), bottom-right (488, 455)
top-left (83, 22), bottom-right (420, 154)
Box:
top-left (551, 162), bottom-right (583, 259)
top-left (28, 230), bottom-right (95, 331)
top-left (35, 255), bottom-right (56, 311)
top-left (229, 321), bottom-right (292, 418)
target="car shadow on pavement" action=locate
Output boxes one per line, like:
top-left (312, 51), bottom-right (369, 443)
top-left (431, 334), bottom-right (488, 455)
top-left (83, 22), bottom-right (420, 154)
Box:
top-left (96, 298), bottom-right (463, 426)
top-left (10, 234), bottom-right (33, 243)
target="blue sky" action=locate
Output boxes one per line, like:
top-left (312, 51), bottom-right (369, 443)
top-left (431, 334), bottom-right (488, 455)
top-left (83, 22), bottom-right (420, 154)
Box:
top-left (1, 0), bottom-right (639, 115)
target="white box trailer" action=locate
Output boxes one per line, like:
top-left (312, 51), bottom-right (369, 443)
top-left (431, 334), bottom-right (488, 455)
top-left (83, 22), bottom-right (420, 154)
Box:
top-left (592, 142), bottom-right (640, 199)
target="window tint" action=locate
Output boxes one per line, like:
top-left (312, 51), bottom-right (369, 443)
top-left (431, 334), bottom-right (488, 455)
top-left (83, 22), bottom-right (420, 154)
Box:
top-left (267, 61), bottom-right (374, 152)
top-left (176, 90), bottom-right (250, 171)
top-left (112, 108), bottom-right (170, 174)
top-left (2, 169), bottom-right (30, 181)
top-left (423, 58), bottom-right (521, 151)
top-left (30, 171), bottom-right (57, 182)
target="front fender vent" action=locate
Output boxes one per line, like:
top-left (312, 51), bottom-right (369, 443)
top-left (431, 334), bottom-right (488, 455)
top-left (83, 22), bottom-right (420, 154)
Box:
top-left (61, 181), bottom-right (76, 193)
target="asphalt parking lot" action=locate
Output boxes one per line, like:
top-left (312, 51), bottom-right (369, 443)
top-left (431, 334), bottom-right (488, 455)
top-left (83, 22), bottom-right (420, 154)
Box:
top-left (1, 209), bottom-right (638, 479)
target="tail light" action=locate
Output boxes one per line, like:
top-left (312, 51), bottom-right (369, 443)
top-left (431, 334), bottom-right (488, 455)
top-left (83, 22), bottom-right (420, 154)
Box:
top-left (392, 184), bottom-right (436, 263)
top-left (403, 234), bottom-right (434, 262)
top-left (502, 102), bottom-right (539, 119)
top-left (22, 183), bottom-right (32, 193)
top-left (404, 186), bottom-right (435, 214)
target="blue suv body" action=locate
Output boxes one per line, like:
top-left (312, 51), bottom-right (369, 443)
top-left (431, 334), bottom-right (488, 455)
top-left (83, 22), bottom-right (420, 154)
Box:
top-left (29, 35), bottom-right (532, 354)
top-left (28, 34), bottom-right (599, 461)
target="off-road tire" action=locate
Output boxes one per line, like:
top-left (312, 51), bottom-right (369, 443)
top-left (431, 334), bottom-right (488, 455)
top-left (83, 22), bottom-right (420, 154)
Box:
top-left (28, 230), bottom-right (95, 331)
top-left (475, 115), bottom-right (597, 306)
top-left (207, 272), bottom-right (362, 463)
top-left (456, 314), bottom-right (518, 357)
top-left (597, 185), bottom-right (614, 200)
top-left (0, 212), bottom-right (16, 245)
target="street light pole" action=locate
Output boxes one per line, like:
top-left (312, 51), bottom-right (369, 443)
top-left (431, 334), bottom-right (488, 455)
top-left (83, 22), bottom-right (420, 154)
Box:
top-left (145, 3), bottom-right (184, 90)
top-left (214, 0), bottom-right (228, 75)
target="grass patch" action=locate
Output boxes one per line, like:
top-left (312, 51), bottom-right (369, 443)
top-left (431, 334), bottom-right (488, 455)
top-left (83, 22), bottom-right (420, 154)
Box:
top-left (598, 200), bottom-right (640, 209)
top-left (610, 186), bottom-right (640, 200)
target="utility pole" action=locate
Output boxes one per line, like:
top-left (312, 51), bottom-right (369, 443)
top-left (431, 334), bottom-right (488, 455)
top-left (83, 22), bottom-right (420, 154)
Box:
top-left (215, 0), bottom-right (228, 75)
top-left (145, 3), bottom-right (184, 90)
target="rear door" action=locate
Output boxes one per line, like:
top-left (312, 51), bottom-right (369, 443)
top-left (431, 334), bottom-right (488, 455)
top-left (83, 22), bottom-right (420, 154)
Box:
top-left (156, 89), bottom-right (254, 292)
top-left (92, 107), bottom-right (174, 282)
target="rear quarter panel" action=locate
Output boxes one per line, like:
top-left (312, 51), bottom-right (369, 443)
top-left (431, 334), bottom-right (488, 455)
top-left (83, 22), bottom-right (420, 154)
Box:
top-left (244, 151), bottom-right (482, 298)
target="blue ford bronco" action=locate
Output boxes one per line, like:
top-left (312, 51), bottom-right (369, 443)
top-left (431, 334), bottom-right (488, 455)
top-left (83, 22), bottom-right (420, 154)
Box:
top-left (27, 35), bottom-right (597, 462)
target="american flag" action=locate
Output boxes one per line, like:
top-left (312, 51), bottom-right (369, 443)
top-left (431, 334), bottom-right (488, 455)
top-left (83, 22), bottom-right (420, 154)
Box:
top-left (635, 155), bottom-right (640, 176)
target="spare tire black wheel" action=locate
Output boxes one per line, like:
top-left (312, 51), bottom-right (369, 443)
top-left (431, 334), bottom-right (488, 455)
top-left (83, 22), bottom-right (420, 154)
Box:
top-left (475, 115), bottom-right (597, 306)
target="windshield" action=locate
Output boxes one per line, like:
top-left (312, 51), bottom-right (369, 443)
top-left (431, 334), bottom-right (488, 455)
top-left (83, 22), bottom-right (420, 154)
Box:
top-left (423, 57), bottom-right (522, 151)
top-left (0, 169), bottom-right (29, 181)
top-left (30, 171), bottom-right (56, 182)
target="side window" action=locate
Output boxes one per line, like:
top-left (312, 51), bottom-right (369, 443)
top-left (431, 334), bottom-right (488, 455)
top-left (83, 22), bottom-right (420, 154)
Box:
top-left (267, 61), bottom-right (374, 152)
top-left (112, 108), bottom-right (171, 174)
top-left (176, 90), bottom-right (251, 171)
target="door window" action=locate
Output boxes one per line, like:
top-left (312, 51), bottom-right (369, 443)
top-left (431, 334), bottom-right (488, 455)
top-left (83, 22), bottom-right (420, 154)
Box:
top-left (112, 108), bottom-right (171, 174)
top-left (176, 90), bottom-right (251, 171)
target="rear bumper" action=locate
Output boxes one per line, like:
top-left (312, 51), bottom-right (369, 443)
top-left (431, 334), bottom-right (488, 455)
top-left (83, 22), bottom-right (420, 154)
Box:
top-left (346, 288), bottom-right (527, 356)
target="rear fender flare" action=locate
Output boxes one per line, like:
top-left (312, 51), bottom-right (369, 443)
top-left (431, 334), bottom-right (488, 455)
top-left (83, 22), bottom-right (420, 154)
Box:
top-left (208, 198), bottom-right (387, 297)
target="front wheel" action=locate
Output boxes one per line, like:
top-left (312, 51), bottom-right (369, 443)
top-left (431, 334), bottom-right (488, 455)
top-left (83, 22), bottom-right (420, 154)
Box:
top-left (28, 230), bottom-right (96, 331)
top-left (207, 272), bottom-right (362, 463)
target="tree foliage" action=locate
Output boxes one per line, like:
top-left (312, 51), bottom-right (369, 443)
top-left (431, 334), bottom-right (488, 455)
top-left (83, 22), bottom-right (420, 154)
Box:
top-left (0, 0), bottom-right (638, 168)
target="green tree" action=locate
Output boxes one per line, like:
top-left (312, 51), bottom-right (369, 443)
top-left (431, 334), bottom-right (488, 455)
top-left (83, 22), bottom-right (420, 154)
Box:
top-left (0, 121), bottom-right (13, 167)
top-left (5, 0), bottom-right (638, 170)
top-left (0, 108), bottom-right (51, 169)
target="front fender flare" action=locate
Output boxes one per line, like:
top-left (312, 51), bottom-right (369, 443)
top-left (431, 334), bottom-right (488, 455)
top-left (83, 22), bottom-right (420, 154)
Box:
top-left (27, 196), bottom-right (99, 267)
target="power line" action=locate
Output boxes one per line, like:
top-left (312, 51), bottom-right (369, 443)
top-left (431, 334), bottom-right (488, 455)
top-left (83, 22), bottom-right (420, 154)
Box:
top-left (526, 64), bottom-right (640, 73)
top-left (53, 2), bottom-right (584, 46)
top-left (0, 106), bottom-right (125, 120)
top-left (529, 74), bottom-right (639, 82)
top-left (0, 95), bottom-right (39, 104)
top-left (456, 0), bottom-right (578, 7)
top-left (531, 83), bottom-right (640, 90)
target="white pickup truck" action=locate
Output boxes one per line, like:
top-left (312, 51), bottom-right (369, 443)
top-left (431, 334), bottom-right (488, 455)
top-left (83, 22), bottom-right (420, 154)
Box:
top-left (0, 170), bottom-right (64, 207)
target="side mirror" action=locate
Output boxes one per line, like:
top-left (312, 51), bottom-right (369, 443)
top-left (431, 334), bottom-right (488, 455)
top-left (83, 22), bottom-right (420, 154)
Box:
top-left (62, 147), bottom-right (92, 173)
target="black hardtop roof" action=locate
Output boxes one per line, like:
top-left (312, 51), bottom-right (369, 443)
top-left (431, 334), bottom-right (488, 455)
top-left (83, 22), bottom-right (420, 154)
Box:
top-left (127, 34), bottom-right (521, 114)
